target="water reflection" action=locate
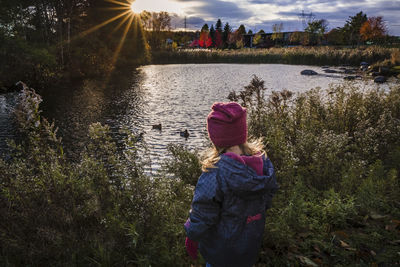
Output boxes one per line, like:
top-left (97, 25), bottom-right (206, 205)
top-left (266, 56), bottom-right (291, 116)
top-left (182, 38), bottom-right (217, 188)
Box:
top-left (1, 64), bottom-right (394, 169)
top-left (39, 70), bottom-right (146, 158)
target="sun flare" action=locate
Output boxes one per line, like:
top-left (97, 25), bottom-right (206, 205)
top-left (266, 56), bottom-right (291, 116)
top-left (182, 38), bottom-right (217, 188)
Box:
top-left (75, 0), bottom-right (141, 75)
top-left (130, 0), bottom-right (146, 14)
top-left (130, 2), bottom-right (136, 13)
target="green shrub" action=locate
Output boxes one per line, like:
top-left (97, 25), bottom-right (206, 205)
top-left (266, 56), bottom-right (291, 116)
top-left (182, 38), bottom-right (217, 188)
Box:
top-left (0, 38), bottom-right (58, 88)
top-left (1, 77), bottom-right (400, 266)
top-left (163, 144), bottom-right (202, 186)
top-left (0, 87), bottom-right (193, 266)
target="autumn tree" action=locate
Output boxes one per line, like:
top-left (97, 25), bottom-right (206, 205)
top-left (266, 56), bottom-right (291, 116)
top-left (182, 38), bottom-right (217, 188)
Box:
top-left (146, 11), bottom-right (172, 49)
top-left (215, 30), bottom-right (223, 48)
top-left (271, 23), bottom-right (284, 45)
top-left (253, 33), bottom-right (262, 46)
top-left (252, 30), bottom-right (266, 47)
top-left (235, 24), bottom-right (246, 48)
top-left (140, 11), bottom-right (152, 30)
top-left (360, 16), bottom-right (387, 43)
top-left (213, 19), bottom-right (223, 49)
top-left (289, 31), bottom-right (302, 44)
top-left (199, 23), bottom-right (211, 48)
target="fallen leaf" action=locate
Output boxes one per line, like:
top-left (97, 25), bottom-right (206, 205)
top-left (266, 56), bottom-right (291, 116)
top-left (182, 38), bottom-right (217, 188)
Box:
top-left (339, 240), bottom-right (356, 251)
top-left (333, 230), bottom-right (349, 239)
top-left (370, 250), bottom-right (376, 256)
top-left (340, 240), bottom-right (350, 248)
top-left (313, 245), bottom-right (321, 253)
top-left (370, 212), bottom-right (387, 220)
top-left (312, 257), bottom-right (323, 265)
top-left (297, 256), bottom-right (318, 267)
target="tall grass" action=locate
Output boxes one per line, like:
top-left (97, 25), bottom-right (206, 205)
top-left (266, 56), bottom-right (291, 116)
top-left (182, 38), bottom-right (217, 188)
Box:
top-left (230, 76), bottom-right (400, 265)
top-left (152, 46), bottom-right (398, 66)
top-left (0, 79), bottom-right (399, 266)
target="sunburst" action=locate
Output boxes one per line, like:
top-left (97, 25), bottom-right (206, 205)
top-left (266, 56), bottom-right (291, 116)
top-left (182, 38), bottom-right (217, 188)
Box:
top-left (76, 0), bottom-right (140, 68)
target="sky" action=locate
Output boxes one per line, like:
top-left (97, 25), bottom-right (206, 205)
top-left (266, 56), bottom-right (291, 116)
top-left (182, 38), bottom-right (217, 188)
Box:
top-left (130, 0), bottom-right (400, 36)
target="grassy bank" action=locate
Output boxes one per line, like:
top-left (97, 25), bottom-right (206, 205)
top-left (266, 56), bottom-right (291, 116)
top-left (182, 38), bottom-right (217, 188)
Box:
top-left (151, 46), bottom-right (399, 66)
top-left (0, 79), bottom-right (399, 266)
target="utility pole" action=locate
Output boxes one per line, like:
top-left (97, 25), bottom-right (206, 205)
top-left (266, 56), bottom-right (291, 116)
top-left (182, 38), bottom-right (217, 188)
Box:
top-left (298, 10), bottom-right (314, 30)
top-left (184, 16), bottom-right (187, 31)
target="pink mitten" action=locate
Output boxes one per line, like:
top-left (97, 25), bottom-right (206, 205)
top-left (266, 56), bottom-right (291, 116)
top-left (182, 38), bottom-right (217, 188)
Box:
top-left (184, 219), bottom-right (198, 260)
top-left (185, 237), bottom-right (198, 260)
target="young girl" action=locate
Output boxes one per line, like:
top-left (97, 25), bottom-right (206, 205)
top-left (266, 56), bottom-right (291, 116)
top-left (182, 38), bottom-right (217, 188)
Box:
top-left (184, 102), bottom-right (279, 267)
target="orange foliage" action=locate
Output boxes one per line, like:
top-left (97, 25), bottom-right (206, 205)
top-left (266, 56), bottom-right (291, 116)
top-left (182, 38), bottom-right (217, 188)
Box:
top-left (360, 16), bottom-right (387, 41)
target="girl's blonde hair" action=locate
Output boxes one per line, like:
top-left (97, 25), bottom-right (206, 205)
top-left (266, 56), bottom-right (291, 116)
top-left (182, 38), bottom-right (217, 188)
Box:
top-left (201, 138), bottom-right (266, 172)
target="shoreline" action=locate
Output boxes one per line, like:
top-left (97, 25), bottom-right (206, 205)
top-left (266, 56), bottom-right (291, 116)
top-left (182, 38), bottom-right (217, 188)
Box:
top-left (150, 46), bottom-right (398, 66)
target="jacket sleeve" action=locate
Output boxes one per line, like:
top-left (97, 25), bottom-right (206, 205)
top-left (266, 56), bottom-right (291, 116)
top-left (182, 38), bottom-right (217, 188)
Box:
top-left (184, 170), bottom-right (222, 242)
top-left (263, 157), bottom-right (279, 210)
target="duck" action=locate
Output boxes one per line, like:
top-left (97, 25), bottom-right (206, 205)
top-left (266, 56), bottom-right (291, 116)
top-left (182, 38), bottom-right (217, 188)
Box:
top-left (136, 132), bottom-right (144, 141)
top-left (152, 123), bottom-right (162, 130)
top-left (180, 129), bottom-right (190, 138)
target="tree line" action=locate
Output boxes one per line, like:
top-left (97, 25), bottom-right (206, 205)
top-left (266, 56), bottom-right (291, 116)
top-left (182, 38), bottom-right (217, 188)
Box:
top-left (171, 11), bottom-right (393, 49)
top-left (0, 0), bottom-right (149, 90)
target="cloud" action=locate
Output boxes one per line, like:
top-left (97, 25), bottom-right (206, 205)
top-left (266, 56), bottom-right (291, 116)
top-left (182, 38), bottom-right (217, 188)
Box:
top-left (275, 0), bottom-right (400, 34)
top-left (173, 0), bottom-right (253, 20)
top-left (247, 0), bottom-right (301, 6)
top-left (170, 15), bottom-right (206, 29)
top-left (170, 0), bottom-right (400, 35)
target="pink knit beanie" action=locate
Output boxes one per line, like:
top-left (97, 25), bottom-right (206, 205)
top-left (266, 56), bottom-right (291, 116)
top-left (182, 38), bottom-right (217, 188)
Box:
top-left (207, 102), bottom-right (247, 148)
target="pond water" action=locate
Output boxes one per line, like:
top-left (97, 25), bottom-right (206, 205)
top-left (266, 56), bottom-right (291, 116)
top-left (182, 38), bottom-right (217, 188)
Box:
top-left (0, 64), bottom-right (396, 170)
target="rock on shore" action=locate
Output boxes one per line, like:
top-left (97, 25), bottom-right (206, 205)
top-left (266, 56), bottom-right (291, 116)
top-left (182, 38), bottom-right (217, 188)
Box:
top-left (301, 70), bottom-right (318, 75)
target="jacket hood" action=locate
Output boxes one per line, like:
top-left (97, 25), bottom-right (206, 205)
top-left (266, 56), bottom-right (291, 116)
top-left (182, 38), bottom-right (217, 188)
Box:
top-left (217, 154), bottom-right (278, 198)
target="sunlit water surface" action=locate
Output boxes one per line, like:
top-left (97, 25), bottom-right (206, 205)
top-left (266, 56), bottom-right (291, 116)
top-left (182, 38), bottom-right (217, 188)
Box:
top-left (0, 64), bottom-right (396, 171)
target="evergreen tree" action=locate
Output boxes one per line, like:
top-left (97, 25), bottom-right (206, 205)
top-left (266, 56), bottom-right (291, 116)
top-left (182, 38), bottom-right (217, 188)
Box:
top-left (216, 19), bottom-right (223, 32)
top-left (342, 11), bottom-right (368, 46)
top-left (201, 23), bottom-right (209, 32)
top-left (237, 24), bottom-right (246, 35)
top-left (223, 22), bottom-right (231, 48)
top-left (305, 19), bottom-right (328, 45)
top-left (210, 24), bottom-right (216, 47)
